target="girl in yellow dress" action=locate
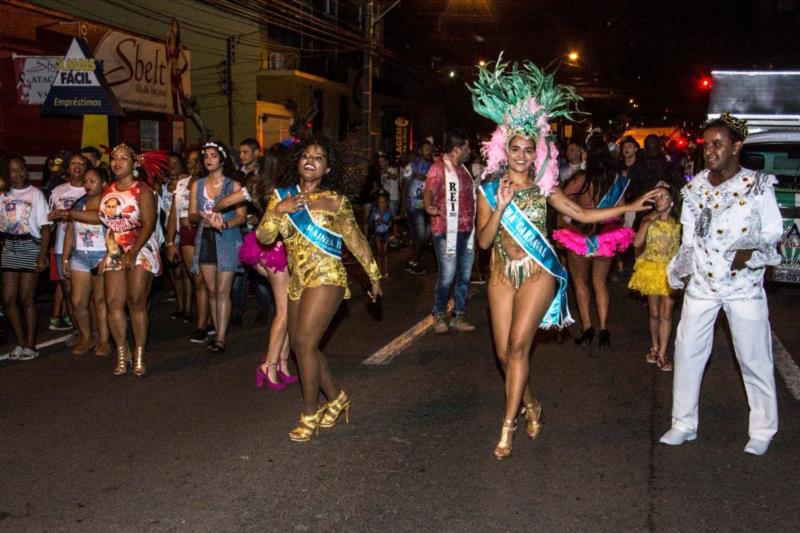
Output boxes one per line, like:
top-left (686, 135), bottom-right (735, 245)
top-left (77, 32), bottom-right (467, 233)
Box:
top-left (629, 181), bottom-right (682, 371)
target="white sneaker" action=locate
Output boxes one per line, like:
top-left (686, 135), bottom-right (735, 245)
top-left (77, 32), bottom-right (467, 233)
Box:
top-left (18, 348), bottom-right (39, 361)
top-left (659, 427), bottom-right (697, 446)
top-left (7, 345), bottom-right (25, 361)
top-left (744, 438), bottom-right (771, 456)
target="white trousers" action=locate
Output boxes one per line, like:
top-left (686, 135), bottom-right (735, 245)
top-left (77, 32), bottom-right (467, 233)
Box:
top-left (671, 294), bottom-right (778, 441)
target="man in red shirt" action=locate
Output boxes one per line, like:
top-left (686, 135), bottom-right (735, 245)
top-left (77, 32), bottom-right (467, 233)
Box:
top-left (423, 129), bottom-right (476, 333)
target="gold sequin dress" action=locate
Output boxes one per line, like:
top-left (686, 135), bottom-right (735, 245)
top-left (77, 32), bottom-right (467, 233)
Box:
top-left (257, 190), bottom-right (381, 300)
top-left (491, 185), bottom-right (548, 288)
top-left (628, 218), bottom-right (681, 296)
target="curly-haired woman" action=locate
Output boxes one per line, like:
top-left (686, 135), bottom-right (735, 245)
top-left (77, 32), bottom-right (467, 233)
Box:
top-left (257, 136), bottom-right (382, 442)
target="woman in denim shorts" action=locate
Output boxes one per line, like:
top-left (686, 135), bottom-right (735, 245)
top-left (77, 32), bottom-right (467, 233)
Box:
top-left (59, 167), bottom-right (111, 356)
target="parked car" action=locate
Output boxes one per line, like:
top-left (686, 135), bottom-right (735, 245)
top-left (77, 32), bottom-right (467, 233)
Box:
top-left (740, 131), bottom-right (800, 282)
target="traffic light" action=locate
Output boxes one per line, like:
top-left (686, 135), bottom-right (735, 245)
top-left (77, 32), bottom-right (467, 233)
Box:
top-left (699, 76), bottom-right (712, 90)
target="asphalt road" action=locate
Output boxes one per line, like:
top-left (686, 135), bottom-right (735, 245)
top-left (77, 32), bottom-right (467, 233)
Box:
top-left (2, 253), bottom-right (800, 532)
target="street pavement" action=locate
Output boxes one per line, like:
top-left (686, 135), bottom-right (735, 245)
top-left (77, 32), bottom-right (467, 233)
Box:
top-left (2, 251), bottom-right (800, 532)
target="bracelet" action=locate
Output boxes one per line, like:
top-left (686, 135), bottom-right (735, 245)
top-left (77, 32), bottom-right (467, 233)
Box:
top-left (166, 242), bottom-right (175, 247)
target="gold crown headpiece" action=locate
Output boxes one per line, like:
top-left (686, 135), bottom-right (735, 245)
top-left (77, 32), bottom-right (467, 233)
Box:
top-left (719, 112), bottom-right (748, 139)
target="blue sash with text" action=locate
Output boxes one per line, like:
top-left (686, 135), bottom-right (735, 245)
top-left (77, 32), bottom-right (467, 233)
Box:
top-left (585, 174), bottom-right (629, 255)
top-left (480, 180), bottom-right (573, 329)
top-left (275, 186), bottom-right (343, 259)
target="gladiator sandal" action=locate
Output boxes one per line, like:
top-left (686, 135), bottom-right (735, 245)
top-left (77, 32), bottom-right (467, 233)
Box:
top-left (288, 407), bottom-right (326, 442)
top-left (132, 346), bottom-right (147, 377)
top-left (112, 344), bottom-right (131, 376)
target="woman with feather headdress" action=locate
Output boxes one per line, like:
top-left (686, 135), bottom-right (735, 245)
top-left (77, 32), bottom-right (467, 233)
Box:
top-left (470, 56), bottom-right (658, 459)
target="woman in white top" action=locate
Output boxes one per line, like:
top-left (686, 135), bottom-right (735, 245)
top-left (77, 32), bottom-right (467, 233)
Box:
top-left (59, 167), bottom-right (111, 356)
top-left (0, 153), bottom-right (52, 361)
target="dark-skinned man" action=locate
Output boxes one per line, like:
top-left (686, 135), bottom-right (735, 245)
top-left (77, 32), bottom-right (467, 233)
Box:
top-left (660, 113), bottom-right (782, 456)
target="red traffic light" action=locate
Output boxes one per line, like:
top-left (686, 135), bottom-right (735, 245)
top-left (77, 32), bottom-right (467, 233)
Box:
top-left (699, 77), bottom-right (712, 90)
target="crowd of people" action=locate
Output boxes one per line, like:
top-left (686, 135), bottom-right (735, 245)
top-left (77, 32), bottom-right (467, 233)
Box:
top-left (0, 57), bottom-right (782, 457)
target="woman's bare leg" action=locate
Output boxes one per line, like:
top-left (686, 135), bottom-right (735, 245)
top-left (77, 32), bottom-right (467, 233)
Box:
top-left (104, 270), bottom-right (128, 349)
top-left (488, 277), bottom-right (537, 410)
top-left (2, 272), bottom-right (26, 348)
top-left (126, 267), bottom-right (153, 348)
top-left (91, 272), bottom-right (110, 347)
top-left (590, 257), bottom-right (613, 330)
top-left (501, 274), bottom-right (555, 423)
top-left (182, 245), bottom-right (208, 330)
top-left (69, 270), bottom-right (94, 351)
top-left (19, 272), bottom-right (40, 348)
top-left (212, 271), bottom-right (235, 343)
top-left (567, 252), bottom-right (592, 330)
top-left (287, 285), bottom-right (344, 414)
top-left (200, 264), bottom-right (218, 331)
top-left (258, 266), bottom-right (291, 382)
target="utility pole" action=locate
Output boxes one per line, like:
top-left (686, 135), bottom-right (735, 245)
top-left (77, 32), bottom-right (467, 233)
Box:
top-left (226, 36), bottom-right (236, 147)
top-left (362, 0), bottom-right (401, 159)
top-left (361, 0), bottom-right (374, 158)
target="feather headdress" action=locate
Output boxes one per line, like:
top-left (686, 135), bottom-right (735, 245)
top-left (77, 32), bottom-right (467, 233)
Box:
top-left (468, 53), bottom-right (584, 195)
top-left (111, 143), bottom-right (169, 187)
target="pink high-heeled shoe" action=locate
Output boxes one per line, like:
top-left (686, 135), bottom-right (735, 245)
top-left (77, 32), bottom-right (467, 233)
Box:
top-left (256, 364), bottom-right (285, 390)
top-left (277, 358), bottom-right (298, 384)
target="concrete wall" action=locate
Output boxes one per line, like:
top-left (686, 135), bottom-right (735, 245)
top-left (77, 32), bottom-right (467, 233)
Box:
top-left (28, 0), bottom-right (264, 147)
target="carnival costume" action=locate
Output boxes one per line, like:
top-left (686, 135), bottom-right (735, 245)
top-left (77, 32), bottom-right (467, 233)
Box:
top-left (99, 145), bottom-right (168, 276)
top-left (628, 218), bottom-right (681, 296)
top-left (237, 186), bottom-right (288, 274)
top-left (257, 188), bottom-right (380, 300)
top-left (469, 54), bottom-right (582, 329)
top-left (100, 143), bottom-right (168, 378)
top-left (551, 176), bottom-right (635, 257)
top-left (661, 113), bottom-right (782, 455)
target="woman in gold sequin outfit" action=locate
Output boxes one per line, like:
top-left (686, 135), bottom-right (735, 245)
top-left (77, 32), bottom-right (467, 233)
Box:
top-left (257, 136), bottom-right (382, 442)
top-left (476, 135), bottom-right (657, 459)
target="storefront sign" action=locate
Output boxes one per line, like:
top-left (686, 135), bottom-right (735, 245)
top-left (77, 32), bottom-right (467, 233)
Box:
top-left (41, 38), bottom-right (123, 116)
top-left (13, 55), bottom-right (60, 105)
top-left (95, 28), bottom-right (191, 115)
top-left (394, 116), bottom-right (410, 157)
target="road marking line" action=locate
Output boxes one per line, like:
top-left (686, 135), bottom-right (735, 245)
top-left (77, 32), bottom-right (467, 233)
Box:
top-left (773, 330), bottom-right (800, 401)
top-left (0, 333), bottom-right (74, 359)
top-left (362, 301), bottom-right (454, 366)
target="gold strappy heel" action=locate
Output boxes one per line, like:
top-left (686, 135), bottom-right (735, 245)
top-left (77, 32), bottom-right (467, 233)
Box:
top-left (132, 346), bottom-right (146, 377)
top-left (288, 407), bottom-right (325, 442)
top-left (493, 420), bottom-right (517, 460)
top-left (112, 344), bottom-right (131, 376)
top-left (319, 390), bottom-right (351, 428)
top-left (522, 401), bottom-right (543, 439)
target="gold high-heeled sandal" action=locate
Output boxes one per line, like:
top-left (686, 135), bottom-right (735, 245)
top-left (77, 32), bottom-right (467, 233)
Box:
top-left (493, 419), bottom-right (517, 460)
top-left (319, 390), bottom-right (351, 428)
top-left (132, 346), bottom-right (146, 377)
top-left (288, 407), bottom-right (325, 442)
top-left (522, 401), bottom-right (543, 439)
top-left (112, 344), bottom-right (131, 376)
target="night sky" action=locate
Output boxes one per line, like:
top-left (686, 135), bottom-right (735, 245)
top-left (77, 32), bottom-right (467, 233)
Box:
top-left (384, 0), bottom-right (798, 131)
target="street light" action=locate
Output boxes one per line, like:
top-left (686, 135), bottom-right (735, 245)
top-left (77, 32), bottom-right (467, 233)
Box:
top-left (478, 60), bottom-right (486, 67)
top-left (544, 51), bottom-right (580, 71)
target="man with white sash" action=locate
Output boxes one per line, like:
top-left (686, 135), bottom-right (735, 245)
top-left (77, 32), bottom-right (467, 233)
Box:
top-left (423, 129), bottom-right (476, 334)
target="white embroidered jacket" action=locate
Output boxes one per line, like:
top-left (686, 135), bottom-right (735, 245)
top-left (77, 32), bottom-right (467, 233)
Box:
top-left (668, 168), bottom-right (782, 300)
